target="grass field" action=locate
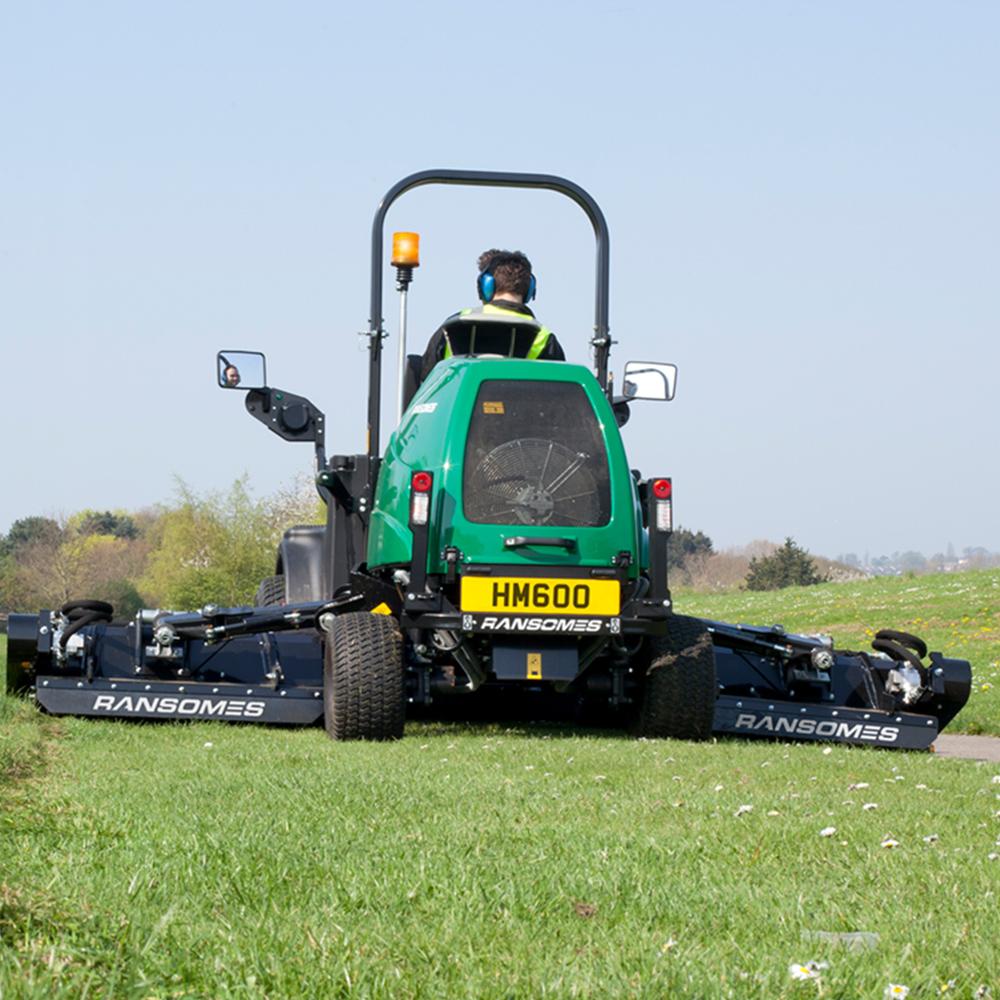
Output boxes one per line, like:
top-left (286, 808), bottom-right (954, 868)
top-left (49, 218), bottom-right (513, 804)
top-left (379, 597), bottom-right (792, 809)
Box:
top-left (2, 573), bottom-right (999, 997)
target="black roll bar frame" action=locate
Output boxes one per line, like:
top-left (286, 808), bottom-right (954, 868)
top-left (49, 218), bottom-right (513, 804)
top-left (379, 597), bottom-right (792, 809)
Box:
top-left (365, 169), bottom-right (612, 491)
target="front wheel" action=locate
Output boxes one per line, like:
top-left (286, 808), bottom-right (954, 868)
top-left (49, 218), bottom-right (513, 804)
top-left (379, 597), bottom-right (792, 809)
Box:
top-left (323, 612), bottom-right (405, 741)
top-left (635, 614), bottom-right (717, 740)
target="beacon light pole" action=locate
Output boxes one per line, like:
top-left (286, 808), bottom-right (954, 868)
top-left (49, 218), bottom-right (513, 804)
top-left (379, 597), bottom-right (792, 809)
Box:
top-left (391, 231), bottom-right (420, 423)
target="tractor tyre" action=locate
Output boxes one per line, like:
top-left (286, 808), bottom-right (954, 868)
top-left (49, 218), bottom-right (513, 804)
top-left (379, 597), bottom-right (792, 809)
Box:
top-left (636, 614), bottom-right (717, 741)
top-left (254, 574), bottom-right (286, 607)
top-left (323, 612), bottom-right (405, 741)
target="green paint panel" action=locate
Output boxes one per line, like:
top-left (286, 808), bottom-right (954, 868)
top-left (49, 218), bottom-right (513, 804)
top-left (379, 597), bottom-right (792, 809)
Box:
top-left (367, 358), bottom-right (644, 575)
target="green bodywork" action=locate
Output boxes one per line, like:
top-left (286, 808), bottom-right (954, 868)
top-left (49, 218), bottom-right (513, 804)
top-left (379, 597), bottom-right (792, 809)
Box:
top-left (367, 358), bottom-right (645, 577)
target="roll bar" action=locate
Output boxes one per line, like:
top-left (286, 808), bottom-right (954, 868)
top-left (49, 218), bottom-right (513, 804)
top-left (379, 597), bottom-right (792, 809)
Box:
top-left (365, 169), bottom-right (612, 482)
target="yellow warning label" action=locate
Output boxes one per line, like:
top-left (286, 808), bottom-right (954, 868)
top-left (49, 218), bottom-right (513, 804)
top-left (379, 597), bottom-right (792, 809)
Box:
top-left (527, 652), bottom-right (542, 680)
top-left (370, 602), bottom-right (393, 616)
top-left (482, 401), bottom-right (505, 414)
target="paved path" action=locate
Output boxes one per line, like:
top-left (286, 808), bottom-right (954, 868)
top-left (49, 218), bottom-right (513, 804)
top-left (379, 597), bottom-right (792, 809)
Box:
top-left (932, 734), bottom-right (1000, 762)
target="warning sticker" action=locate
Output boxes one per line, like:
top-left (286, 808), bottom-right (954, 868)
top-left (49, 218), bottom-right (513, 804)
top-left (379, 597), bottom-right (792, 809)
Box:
top-left (482, 401), bottom-right (505, 414)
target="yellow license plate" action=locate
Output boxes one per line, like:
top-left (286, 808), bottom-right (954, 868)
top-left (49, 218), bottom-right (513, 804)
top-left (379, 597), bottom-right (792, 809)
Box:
top-left (460, 576), bottom-right (620, 616)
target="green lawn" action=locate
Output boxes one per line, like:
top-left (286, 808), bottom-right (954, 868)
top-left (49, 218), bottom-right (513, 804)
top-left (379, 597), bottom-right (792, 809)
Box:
top-left (1, 574), bottom-right (998, 997)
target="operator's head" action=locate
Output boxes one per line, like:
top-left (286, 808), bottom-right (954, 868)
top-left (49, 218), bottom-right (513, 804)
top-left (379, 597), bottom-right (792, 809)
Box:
top-left (224, 365), bottom-right (241, 387)
top-left (477, 249), bottom-right (536, 304)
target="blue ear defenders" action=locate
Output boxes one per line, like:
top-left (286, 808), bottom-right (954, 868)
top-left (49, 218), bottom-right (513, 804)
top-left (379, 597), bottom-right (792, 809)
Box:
top-left (477, 269), bottom-right (496, 302)
top-left (477, 267), bottom-right (536, 304)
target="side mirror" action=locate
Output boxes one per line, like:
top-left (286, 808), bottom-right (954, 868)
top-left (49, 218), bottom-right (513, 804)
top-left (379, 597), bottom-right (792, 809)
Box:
top-left (217, 351), bottom-right (266, 390)
top-left (621, 361), bottom-right (677, 401)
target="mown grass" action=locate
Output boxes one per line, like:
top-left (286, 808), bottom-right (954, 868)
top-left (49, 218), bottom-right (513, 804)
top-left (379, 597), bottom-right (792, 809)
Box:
top-left (1, 712), bottom-right (999, 998)
top-left (677, 568), bottom-right (1000, 737)
top-left (1, 574), bottom-right (998, 997)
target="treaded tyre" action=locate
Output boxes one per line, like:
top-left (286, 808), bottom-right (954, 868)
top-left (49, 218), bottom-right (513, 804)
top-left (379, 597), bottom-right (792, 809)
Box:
top-left (636, 614), bottom-right (717, 740)
top-left (323, 612), bottom-right (405, 741)
top-left (254, 574), bottom-right (286, 606)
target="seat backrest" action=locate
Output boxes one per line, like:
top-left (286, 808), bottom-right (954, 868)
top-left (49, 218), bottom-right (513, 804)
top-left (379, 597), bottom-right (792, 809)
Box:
top-left (442, 315), bottom-right (541, 359)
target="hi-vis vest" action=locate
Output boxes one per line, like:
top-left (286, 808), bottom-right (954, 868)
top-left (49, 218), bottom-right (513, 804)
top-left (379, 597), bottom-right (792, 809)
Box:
top-left (441, 304), bottom-right (554, 360)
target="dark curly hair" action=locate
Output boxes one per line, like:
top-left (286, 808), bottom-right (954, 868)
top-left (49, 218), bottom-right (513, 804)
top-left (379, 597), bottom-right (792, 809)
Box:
top-left (477, 249), bottom-right (533, 299)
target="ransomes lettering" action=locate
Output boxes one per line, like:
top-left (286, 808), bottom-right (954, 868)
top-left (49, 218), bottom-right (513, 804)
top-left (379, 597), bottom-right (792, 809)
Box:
top-left (733, 712), bottom-right (900, 744)
top-left (478, 616), bottom-right (604, 633)
top-left (91, 693), bottom-right (266, 719)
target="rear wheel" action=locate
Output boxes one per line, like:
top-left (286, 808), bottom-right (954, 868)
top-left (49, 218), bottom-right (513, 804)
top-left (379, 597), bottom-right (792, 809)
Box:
top-left (636, 614), bottom-right (717, 740)
top-left (323, 612), bottom-right (405, 741)
top-left (254, 574), bottom-right (286, 607)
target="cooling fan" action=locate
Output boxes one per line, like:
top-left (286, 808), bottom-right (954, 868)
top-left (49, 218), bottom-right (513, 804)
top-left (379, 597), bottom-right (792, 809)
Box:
top-left (465, 437), bottom-right (602, 526)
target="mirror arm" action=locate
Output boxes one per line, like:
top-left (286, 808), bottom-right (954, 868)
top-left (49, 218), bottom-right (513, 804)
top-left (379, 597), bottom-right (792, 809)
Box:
top-left (245, 387), bottom-right (326, 447)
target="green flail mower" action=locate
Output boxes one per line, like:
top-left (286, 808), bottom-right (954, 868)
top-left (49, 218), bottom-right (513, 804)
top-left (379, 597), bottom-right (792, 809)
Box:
top-left (5, 170), bottom-right (972, 748)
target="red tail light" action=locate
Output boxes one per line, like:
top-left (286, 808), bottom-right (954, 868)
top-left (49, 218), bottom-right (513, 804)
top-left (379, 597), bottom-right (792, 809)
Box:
top-left (410, 471), bottom-right (433, 525)
top-left (651, 477), bottom-right (673, 533)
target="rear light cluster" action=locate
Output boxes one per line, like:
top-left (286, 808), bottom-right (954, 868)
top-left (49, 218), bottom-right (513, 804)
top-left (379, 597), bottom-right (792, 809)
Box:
top-left (652, 477), bottom-right (672, 532)
top-left (410, 471), bottom-right (433, 526)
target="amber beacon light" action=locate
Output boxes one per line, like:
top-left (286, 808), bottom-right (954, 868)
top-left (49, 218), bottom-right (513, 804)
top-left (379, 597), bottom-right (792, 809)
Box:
top-left (391, 232), bottom-right (421, 422)
top-left (391, 231), bottom-right (420, 268)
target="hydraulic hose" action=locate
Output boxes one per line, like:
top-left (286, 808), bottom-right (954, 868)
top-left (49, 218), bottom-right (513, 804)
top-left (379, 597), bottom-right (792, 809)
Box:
top-left (58, 600), bottom-right (113, 649)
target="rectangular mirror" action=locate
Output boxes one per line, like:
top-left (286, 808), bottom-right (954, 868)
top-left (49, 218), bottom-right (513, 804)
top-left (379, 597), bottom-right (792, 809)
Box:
top-left (622, 361), bottom-right (677, 401)
top-left (217, 351), bottom-right (266, 390)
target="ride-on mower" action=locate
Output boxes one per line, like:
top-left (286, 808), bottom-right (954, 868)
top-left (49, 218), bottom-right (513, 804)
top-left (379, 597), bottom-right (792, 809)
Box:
top-left (5, 170), bottom-right (972, 748)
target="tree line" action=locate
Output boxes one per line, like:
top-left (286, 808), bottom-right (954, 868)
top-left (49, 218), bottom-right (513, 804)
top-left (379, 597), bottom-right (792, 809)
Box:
top-left (0, 478), bottom-right (321, 618)
top-left (669, 530), bottom-right (826, 591)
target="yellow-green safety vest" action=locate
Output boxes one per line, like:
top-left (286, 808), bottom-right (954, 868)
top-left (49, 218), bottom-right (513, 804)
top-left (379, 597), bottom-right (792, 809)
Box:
top-left (442, 304), bottom-right (554, 360)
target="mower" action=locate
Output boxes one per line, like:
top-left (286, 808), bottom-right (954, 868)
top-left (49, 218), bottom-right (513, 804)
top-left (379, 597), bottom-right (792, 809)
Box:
top-left (5, 170), bottom-right (972, 749)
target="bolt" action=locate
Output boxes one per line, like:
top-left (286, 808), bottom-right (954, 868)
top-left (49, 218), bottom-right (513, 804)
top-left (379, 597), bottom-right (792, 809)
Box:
top-left (934, 667), bottom-right (944, 676)
top-left (407, 593), bottom-right (416, 601)
top-left (39, 626), bottom-right (49, 635)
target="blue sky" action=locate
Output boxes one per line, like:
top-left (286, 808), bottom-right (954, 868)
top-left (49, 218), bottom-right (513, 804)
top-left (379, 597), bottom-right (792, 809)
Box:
top-left (2, 1), bottom-right (997, 556)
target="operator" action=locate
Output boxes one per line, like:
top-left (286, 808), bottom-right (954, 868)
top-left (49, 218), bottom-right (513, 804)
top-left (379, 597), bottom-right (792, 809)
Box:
top-left (223, 364), bottom-right (241, 387)
top-left (419, 249), bottom-right (565, 381)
